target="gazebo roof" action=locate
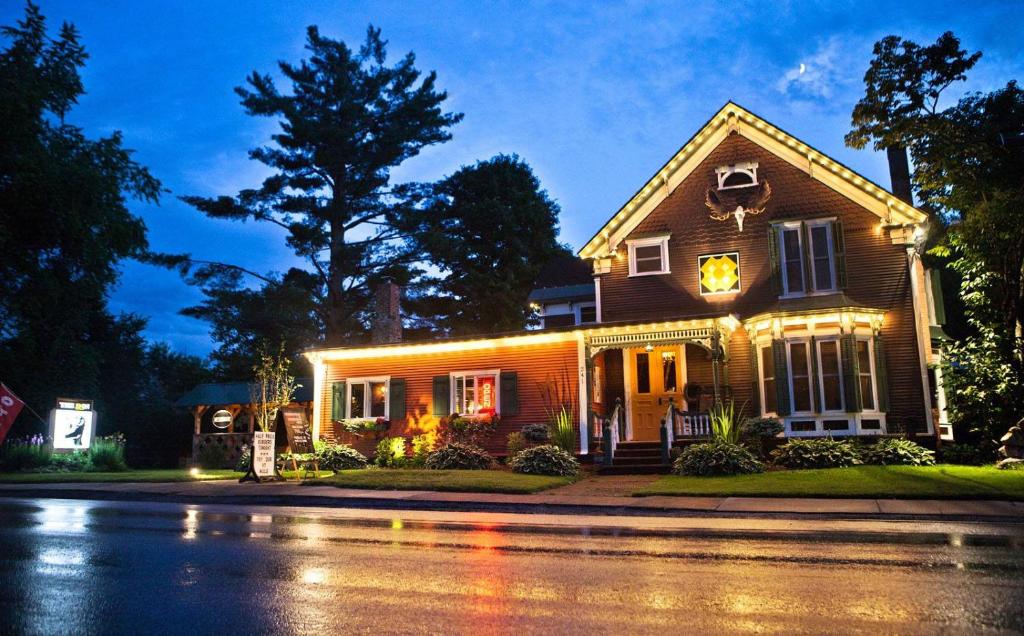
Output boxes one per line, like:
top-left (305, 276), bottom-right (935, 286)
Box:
top-left (175, 379), bottom-right (314, 408)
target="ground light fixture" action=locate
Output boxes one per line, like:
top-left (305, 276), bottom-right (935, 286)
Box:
top-left (189, 467), bottom-right (200, 477)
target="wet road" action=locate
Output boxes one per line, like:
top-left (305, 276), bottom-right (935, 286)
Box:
top-left (2, 499), bottom-right (1024, 635)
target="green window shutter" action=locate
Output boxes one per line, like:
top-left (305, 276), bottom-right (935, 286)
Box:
top-left (748, 341), bottom-right (760, 414)
top-left (767, 226), bottom-right (782, 294)
top-left (388, 379), bottom-right (406, 422)
top-left (800, 222), bottom-right (815, 292)
top-left (874, 336), bottom-right (890, 412)
top-left (330, 381), bottom-right (346, 420)
top-left (500, 371), bottom-right (519, 416)
top-left (928, 269), bottom-right (946, 325)
top-left (432, 375), bottom-right (450, 417)
top-left (772, 340), bottom-right (791, 416)
top-left (809, 336), bottom-right (821, 413)
top-left (832, 221), bottom-right (847, 289)
top-left (840, 335), bottom-right (862, 412)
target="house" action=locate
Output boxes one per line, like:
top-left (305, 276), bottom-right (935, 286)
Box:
top-left (304, 102), bottom-right (950, 466)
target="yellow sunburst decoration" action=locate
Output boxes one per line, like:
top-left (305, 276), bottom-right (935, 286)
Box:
top-left (699, 253), bottom-right (740, 294)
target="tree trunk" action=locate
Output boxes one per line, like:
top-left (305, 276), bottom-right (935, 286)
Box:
top-left (327, 216), bottom-right (346, 346)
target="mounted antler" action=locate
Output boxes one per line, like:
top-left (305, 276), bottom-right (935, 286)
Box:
top-left (704, 180), bottom-right (771, 231)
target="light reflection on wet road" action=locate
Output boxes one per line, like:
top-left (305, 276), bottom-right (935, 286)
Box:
top-left (2, 498), bottom-right (1023, 634)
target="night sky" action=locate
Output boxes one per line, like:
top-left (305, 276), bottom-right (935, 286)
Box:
top-left (3, 1), bottom-right (1020, 356)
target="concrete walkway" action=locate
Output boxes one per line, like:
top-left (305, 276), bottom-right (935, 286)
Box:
top-left (1, 479), bottom-right (1022, 521)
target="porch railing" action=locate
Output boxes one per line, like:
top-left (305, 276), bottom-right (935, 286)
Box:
top-left (665, 403), bottom-right (712, 438)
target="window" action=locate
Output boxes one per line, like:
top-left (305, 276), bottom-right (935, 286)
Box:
top-left (760, 346), bottom-right (777, 414)
top-left (817, 339), bottom-right (844, 412)
top-left (451, 371), bottom-right (499, 416)
top-left (779, 225), bottom-right (804, 295)
top-left (662, 351), bottom-right (678, 392)
top-left (857, 339), bottom-right (877, 411)
top-left (627, 236), bottom-right (670, 276)
top-left (787, 341), bottom-right (813, 413)
top-left (775, 219), bottom-right (839, 297)
top-left (577, 304), bottom-right (597, 325)
top-left (347, 378), bottom-right (389, 419)
top-left (635, 353), bottom-right (650, 393)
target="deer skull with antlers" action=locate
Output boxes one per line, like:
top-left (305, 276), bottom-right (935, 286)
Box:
top-left (704, 180), bottom-right (771, 232)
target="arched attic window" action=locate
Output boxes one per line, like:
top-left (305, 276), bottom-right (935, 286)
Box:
top-left (716, 161), bottom-right (759, 190)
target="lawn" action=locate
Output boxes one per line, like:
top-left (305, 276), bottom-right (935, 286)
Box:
top-left (0, 469), bottom-right (241, 483)
top-left (313, 469), bottom-right (573, 494)
top-left (635, 465), bottom-right (1024, 500)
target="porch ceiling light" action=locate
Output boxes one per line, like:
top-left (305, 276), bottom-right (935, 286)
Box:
top-left (644, 343), bottom-right (654, 352)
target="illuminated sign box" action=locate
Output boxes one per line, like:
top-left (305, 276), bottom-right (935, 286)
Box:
top-left (49, 398), bottom-right (96, 451)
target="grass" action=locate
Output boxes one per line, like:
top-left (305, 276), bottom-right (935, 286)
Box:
top-left (312, 469), bottom-right (573, 494)
top-left (635, 465), bottom-right (1024, 500)
top-left (0, 469), bottom-right (242, 483)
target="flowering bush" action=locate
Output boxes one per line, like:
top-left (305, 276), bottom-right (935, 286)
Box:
top-left (0, 435), bottom-right (51, 471)
top-left (338, 417), bottom-right (390, 437)
top-left (439, 413), bottom-right (500, 445)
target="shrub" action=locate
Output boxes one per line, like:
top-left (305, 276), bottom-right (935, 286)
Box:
top-left (47, 451), bottom-right (90, 472)
top-left (509, 444), bottom-right (579, 476)
top-left (506, 432), bottom-right (527, 459)
top-left (197, 443), bottom-right (227, 469)
top-left (408, 433), bottom-right (437, 468)
top-left (425, 443), bottom-right (493, 470)
top-left (709, 400), bottom-right (747, 444)
top-left (0, 436), bottom-right (51, 471)
top-left (235, 446), bottom-right (251, 472)
top-left (439, 414), bottom-right (500, 445)
top-left (521, 424), bottom-right (550, 442)
top-left (860, 438), bottom-right (935, 466)
top-left (939, 442), bottom-right (996, 465)
top-left (741, 417), bottom-right (784, 439)
top-left (374, 436), bottom-right (406, 468)
top-left (88, 435), bottom-right (128, 472)
top-left (314, 440), bottom-right (369, 471)
top-left (771, 438), bottom-right (862, 469)
top-left (548, 406), bottom-right (576, 453)
top-left (673, 440), bottom-right (764, 476)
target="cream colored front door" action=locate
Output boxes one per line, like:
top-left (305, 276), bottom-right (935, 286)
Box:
top-left (629, 346), bottom-right (682, 441)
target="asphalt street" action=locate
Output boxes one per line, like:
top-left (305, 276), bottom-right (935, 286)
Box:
top-left (2, 498), bottom-right (1023, 634)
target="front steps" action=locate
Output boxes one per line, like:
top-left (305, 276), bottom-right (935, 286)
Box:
top-left (597, 441), bottom-right (671, 475)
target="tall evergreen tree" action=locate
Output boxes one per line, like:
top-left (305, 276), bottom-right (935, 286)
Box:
top-left (174, 26), bottom-right (462, 346)
top-left (413, 155), bottom-right (572, 335)
top-left (0, 2), bottom-right (163, 429)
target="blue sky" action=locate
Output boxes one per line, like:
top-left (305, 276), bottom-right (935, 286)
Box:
top-left (4, 1), bottom-right (1021, 356)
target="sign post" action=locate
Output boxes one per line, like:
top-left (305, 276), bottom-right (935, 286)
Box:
top-left (49, 398), bottom-right (96, 452)
top-left (239, 430), bottom-right (279, 483)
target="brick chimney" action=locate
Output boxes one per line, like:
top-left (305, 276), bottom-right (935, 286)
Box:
top-left (371, 281), bottom-right (402, 344)
top-left (886, 146), bottom-right (914, 206)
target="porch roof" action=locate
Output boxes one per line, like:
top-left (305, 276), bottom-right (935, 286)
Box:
top-left (176, 379), bottom-right (314, 408)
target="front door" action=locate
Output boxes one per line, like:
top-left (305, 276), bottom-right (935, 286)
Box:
top-left (629, 346), bottom-right (682, 440)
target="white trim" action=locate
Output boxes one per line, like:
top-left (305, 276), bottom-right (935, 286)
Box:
top-left (777, 223), bottom-right (806, 297)
top-left (678, 343), bottom-right (689, 410)
top-left (785, 340), bottom-right (814, 415)
top-left (311, 359), bottom-right (325, 441)
top-left (345, 376), bottom-right (391, 420)
top-left (907, 249), bottom-right (936, 434)
top-left (855, 336), bottom-right (879, 412)
top-left (697, 252), bottom-right (741, 296)
top-left (593, 276), bottom-right (602, 323)
top-left (576, 332), bottom-right (588, 455)
top-left (626, 236), bottom-right (671, 277)
top-left (449, 369), bottom-right (501, 416)
top-left (815, 337), bottom-right (845, 413)
top-left (757, 343), bottom-right (777, 417)
top-left (622, 348), bottom-right (634, 440)
top-left (805, 218), bottom-right (838, 294)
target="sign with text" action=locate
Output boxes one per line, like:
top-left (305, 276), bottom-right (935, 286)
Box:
top-left (477, 375), bottom-right (496, 415)
top-left (50, 398), bottom-right (95, 451)
top-left (0, 384), bottom-right (26, 446)
top-left (252, 430), bottom-right (276, 477)
top-left (280, 407), bottom-right (312, 454)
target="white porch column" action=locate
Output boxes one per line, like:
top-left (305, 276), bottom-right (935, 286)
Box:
top-left (576, 332), bottom-right (589, 455)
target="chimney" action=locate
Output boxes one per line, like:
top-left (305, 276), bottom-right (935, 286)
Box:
top-left (371, 281), bottom-right (402, 344)
top-left (886, 146), bottom-right (914, 206)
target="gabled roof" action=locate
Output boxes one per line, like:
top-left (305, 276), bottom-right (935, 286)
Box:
top-left (579, 101), bottom-right (928, 259)
top-left (175, 379), bottom-right (314, 407)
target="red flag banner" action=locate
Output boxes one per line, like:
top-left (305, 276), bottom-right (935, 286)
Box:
top-left (0, 383), bottom-right (26, 445)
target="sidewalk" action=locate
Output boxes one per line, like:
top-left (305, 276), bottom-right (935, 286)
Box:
top-left (1, 479), bottom-right (1022, 521)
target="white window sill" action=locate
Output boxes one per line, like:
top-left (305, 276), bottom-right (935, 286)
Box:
top-left (628, 270), bottom-right (671, 278)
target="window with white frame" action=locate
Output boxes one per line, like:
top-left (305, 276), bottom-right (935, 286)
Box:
top-left (787, 341), bottom-right (814, 413)
top-left (775, 219), bottom-right (839, 297)
top-left (576, 303), bottom-right (597, 325)
top-left (759, 345), bottom-right (777, 414)
top-left (347, 377), bottom-right (389, 419)
top-left (451, 370), bottom-right (499, 416)
top-left (856, 338), bottom-right (877, 411)
top-left (627, 236), bottom-right (670, 276)
top-left (816, 338), bottom-right (844, 412)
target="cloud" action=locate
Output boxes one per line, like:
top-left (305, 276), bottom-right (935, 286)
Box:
top-left (776, 36), bottom-right (862, 100)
